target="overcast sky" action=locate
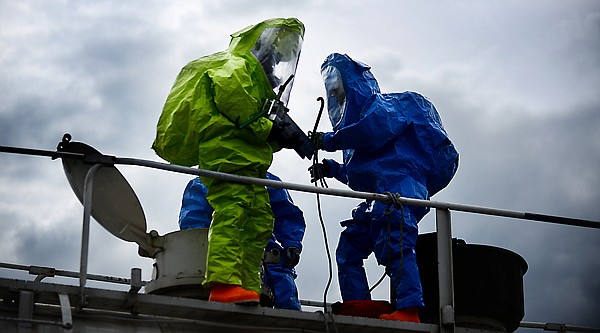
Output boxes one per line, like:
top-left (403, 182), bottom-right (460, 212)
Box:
top-left (1, 1), bottom-right (599, 330)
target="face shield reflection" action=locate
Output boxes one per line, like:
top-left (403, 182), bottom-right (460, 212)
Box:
top-left (321, 66), bottom-right (346, 128)
top-left (251, 27), bottom-right (303, 105)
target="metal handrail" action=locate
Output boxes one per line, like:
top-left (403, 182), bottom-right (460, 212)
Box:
top-left (113, 156), bottom-right (598, 228)
top-left (0, 262), bottom-right (139, 285)
top-left (1, 144), bottom-right (597, 228)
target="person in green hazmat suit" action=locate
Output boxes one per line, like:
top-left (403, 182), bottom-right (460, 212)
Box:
top-left (152, 18), bottom-right (305, 304)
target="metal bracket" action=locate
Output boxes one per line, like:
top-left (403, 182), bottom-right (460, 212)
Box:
top-left (29, 265), bottom-right (56, 283)
top-left (544, 323), bottom-right (567, 333)
top-left (138, 230), bottom-right (165, 258)
top-left (441, 305), bottom-right (455, 326)
top-left (125, 268), bottom-right (143, 314)
top-left (263, 248), bottom-right (281, 264)
top-left (58, 294), bottom-right (73, 330)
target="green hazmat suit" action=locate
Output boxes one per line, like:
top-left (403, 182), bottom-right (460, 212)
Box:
top-left (152, 18), bottom-right (305, 293)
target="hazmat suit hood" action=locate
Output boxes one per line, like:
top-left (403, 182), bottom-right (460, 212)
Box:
top-left (321, 53), bottom-right (380, 131)
top-left (229, 18), bottom-right (305, 105)
top-left (320, 53), bottom-right (459, 198)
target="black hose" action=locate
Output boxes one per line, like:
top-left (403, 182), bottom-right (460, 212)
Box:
top-left (310, 97), bottom-right (335, 324)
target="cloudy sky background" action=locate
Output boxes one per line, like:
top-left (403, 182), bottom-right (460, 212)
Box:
top-left (1, 1), bottom-right (599, 330)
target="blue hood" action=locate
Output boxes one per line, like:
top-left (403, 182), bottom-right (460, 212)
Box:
top-left (321, 53), bottom-right (380, 131)
top-left (320, 53), bottom-right (459, 202)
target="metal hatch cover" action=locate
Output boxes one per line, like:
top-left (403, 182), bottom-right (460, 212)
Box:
top-left (58, 138), bottom-right (148, 246)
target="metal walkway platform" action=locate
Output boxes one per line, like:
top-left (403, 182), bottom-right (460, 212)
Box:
top-left (0, 277), bottom-right (449, 333)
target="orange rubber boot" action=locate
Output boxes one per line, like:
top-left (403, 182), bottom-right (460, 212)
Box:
top-left (208, 283), bottom-right (260, 305)
top-left (379, 307), bottom-right (420, 323)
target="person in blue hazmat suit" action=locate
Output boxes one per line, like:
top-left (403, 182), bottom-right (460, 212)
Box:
top-left (152, 18), bottom-right (305, 304)
top-left (179, 172), bottom-right (306, 311)
top-left (309, 53), bottom-right (459, 322)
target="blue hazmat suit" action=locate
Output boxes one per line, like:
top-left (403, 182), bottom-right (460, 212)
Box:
top-left (317, 53), bottom-right (459, 310)
top-left (179, 172), bottom-right (306, 311)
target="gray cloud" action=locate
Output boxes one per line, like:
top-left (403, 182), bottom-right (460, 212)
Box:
top-left (1, 1), bottom-right (599, 330)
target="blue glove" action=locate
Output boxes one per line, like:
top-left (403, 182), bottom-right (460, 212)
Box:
top-left (283, 247), bottom-right (301, 268)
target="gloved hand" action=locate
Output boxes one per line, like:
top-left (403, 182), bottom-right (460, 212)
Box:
top-left (308, 131), bottom-right (324, 150)
top-left (279, 131), bottom-right (302, 149)
top-left (267, 120), bottom-right (290, 141)
top-left (308, 159), bottom-right (331, 183)
top-left (282, 246), bottom-right (301, 268)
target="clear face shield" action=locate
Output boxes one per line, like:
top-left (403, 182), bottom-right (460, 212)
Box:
top-left (321, 66), bottom-right (347, 128)
top-left (251, 27), bottom-right (303, 105)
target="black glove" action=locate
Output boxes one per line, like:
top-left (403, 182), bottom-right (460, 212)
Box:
top-left (308, 131), bottom-right (324, 150)
top-left (308, 159), bottom-right (331, 183)
top-left (280, 131), bottom-right (302, 149)
top-left (268, 120), bottom-right (304, 150)
top-left (267, 120), bottom-right (290, 141)
top-left (283, 246), bottom-right (301, 268)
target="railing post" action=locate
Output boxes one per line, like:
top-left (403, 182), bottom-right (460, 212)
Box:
top-left (80, 163), bottom-right (103, 308)
top-left (436, 208), bottom-right (455, 333)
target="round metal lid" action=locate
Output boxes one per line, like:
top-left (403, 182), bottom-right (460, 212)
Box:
top-left (59, 140), bottom-right (148, 246)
